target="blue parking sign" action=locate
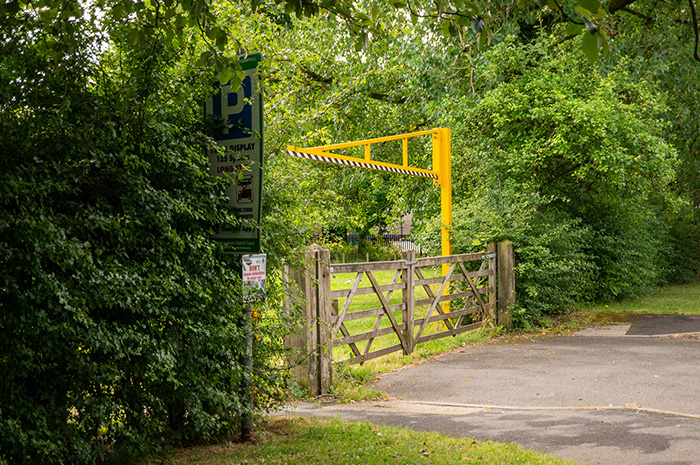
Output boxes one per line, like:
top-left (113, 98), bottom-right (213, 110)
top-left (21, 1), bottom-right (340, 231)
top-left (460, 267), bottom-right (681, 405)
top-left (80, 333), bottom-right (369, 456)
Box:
top-left (206, 53), bottom-right (264, 253)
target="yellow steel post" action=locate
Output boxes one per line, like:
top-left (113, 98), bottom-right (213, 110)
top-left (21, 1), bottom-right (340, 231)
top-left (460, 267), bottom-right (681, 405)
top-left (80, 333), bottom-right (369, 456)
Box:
top-left (438, 128), bottom-right (452, 261)
top-left (402, 138), bottom-right (408, 167)
top-left (435, 128), bottom-right (452, 312)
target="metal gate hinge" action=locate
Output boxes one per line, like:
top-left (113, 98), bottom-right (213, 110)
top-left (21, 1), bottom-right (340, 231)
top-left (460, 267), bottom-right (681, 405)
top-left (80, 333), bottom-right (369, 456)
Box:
top-left (481, 253), bottom-right (497, 259)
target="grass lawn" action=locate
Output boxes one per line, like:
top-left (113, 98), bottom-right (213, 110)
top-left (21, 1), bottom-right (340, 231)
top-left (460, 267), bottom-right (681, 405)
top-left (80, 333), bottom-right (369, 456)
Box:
top-left (581, 282), bottom-right (700, 315)
top-left (150, 416), bottom-right (579, 465)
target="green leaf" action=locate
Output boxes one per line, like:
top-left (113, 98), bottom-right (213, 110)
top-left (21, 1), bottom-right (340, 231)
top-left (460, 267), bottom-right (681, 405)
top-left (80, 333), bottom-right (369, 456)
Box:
top-left (128, 28), bottom-right (143, 46)
top-left (174, 14), bottom-right (186, 30)
top-left (579, 0), bottom-right (601, 13)
top-left (355, 12), bottom-right (372, 26)
top-left (574, 6), bottom-right (592, 17)
top-left (196, 51), bottom-right (213, 67)
top-left (354, 34), bottom-right (364, 51)
top-left (112, 4), bottom-right (125, 20)
top-left (440, 19), bottom-right (452, 37)
top-left (593, 7), bottom-right (606, 20)
top-left (215, 30), bottom-right (228, 49)
top-left (218, 69), bottom-right (233, 86)
top-left (565, 22), bottom-right (583, 36)
top-left (581, 31), bottom-right (598, 63)
top-left (597, 30), bottom-right (610, 54)
top-left (449, 22), bottom-right (458, 37)
top-left (457, 15), bottom-right (471, 26)
top-left (477, 29), bottom-right (487, 50)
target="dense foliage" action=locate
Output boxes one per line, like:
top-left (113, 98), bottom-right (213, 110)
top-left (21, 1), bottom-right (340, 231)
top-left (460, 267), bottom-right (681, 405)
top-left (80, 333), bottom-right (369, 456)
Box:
top-left (426, 37), bottom-right (688, 325)
top-left (0, 4), bottom-right (295, 464)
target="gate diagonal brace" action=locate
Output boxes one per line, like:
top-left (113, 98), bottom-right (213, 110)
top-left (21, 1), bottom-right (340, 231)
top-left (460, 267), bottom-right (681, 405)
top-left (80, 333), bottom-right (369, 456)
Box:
top-left (286, 150), bottom-right (438, 180)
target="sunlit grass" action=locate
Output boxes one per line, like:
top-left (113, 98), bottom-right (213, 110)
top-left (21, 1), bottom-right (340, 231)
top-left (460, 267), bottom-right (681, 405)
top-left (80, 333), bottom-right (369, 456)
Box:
top-left (151, 416), bottom-right (579, 465)
top-left (581, 282), bottom-right (700, 314)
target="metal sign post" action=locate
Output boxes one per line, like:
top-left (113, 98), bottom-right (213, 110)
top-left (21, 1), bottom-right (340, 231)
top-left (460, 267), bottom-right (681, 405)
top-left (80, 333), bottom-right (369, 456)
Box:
top-left (240, 253), bottom-right (266, 442)
top-left (206, 53), bottom-right (265, 441)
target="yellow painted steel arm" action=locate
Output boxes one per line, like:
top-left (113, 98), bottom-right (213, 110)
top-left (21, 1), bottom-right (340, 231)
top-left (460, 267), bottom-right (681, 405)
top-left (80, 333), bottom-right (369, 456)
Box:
top-left (306, 129), bottom-right (439, 151)
top-left (285, 129), bottom-right (452, 268)
top-left (285, 146), bottom-right (439, 179)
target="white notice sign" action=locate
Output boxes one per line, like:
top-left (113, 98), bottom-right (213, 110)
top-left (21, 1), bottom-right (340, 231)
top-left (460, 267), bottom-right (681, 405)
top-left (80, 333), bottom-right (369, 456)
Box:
top-left (242, 253), bottom-right (266, 301)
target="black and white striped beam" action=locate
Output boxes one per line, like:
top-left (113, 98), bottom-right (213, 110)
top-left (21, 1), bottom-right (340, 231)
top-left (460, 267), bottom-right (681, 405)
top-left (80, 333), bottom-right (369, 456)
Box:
top-left (286, 149), bottom-right (438, 179)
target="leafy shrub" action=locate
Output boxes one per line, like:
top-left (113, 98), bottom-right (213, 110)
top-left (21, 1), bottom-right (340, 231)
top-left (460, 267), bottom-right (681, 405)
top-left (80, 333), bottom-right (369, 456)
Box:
top-left (663, 208), bottom-right (700, 284)
top-left (447, 186), bottom-right (596, 327)
top-left (0, 10), bottom-right (291, 465)
top-left (435, 36), bottom-right (683, 325)
top-left (582, 199), bottom-right (669, 301)
top-left (514, 210), bottom-right (596, 324)
top-left (326, 239), bottom-right (402, 263)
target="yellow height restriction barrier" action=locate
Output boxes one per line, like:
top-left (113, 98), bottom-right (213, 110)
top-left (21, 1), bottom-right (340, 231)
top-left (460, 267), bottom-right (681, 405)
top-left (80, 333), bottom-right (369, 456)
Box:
top-left (285, 127), bottom-right (452, 268)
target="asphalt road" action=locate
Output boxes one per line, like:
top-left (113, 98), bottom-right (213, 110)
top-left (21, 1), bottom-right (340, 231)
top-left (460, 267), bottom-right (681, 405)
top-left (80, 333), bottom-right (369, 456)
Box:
top-left (280, 315), bottom-right (700, 465)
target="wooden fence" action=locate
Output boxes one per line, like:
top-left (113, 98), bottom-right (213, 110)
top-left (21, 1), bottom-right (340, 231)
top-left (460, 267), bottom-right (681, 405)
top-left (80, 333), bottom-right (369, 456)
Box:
top-left (286, 241), bottom-right (515, 395)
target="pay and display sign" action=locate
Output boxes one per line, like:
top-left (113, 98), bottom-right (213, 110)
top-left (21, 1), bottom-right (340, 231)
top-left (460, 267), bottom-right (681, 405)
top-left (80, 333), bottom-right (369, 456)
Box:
top-left (206, 53), bottom-right (264, 254)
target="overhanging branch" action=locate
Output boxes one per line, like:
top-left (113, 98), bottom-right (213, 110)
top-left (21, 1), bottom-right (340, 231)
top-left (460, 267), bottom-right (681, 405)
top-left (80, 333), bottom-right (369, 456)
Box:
top-left (300, 66), bottom-right (408, 103)
top-left (608, 0), bottom-right (639, 14)
top-left (690, 0), bottom-right (700, 62)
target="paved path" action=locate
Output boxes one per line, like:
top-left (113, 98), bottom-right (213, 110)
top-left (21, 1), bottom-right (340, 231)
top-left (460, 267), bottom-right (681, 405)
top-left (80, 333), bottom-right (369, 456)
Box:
top-left (280, 315), bottom-right (700, 465)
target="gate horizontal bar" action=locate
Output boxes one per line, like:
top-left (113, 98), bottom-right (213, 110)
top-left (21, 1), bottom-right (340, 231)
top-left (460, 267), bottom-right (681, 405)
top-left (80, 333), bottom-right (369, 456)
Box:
top-left (286, 149), bottom-right (439, 179)
top-left (415, 321), bottom-right (483, 344)
top-left (332, 324), bottom-right (407, 347)
top-left (335, 343), bottom-right (405, 367)
top-left (415, 252), bottom-right (486, 267)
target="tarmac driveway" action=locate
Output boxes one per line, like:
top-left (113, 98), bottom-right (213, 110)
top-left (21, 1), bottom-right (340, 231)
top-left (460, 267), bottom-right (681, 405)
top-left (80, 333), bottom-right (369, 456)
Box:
top-left (283, 315), bottom-right (700, 465)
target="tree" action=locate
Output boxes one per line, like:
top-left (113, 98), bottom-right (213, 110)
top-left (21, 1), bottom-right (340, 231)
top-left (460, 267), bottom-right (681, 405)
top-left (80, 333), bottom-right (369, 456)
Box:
top-left (435, 37), bottom-right (680, 320)
top-left (256, 0), bottom-right (700, 65)
top-left (0, 2), bottom-right (299, 463)
top-left (218, 3), bottom-right (456, 250)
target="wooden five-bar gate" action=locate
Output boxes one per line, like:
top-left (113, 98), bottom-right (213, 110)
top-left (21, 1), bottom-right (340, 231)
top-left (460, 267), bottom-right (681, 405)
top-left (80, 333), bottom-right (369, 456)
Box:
top-left (286, 241), bottom-right (515, 395)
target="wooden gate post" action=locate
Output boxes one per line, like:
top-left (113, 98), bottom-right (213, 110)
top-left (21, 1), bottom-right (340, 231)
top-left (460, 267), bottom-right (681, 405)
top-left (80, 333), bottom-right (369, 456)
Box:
top-left (487, 243), bottom-right (497, 323)
top-left (401, 249), bottom-right (416, 355)
top-left (284, 248), bottom-right (315, 394)
top-left (285, 245), bottom-right (332, 396)
top-left (315, 246), bottom-right (333, 395)
top-left (497, 240), bottom-right (515, 328)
